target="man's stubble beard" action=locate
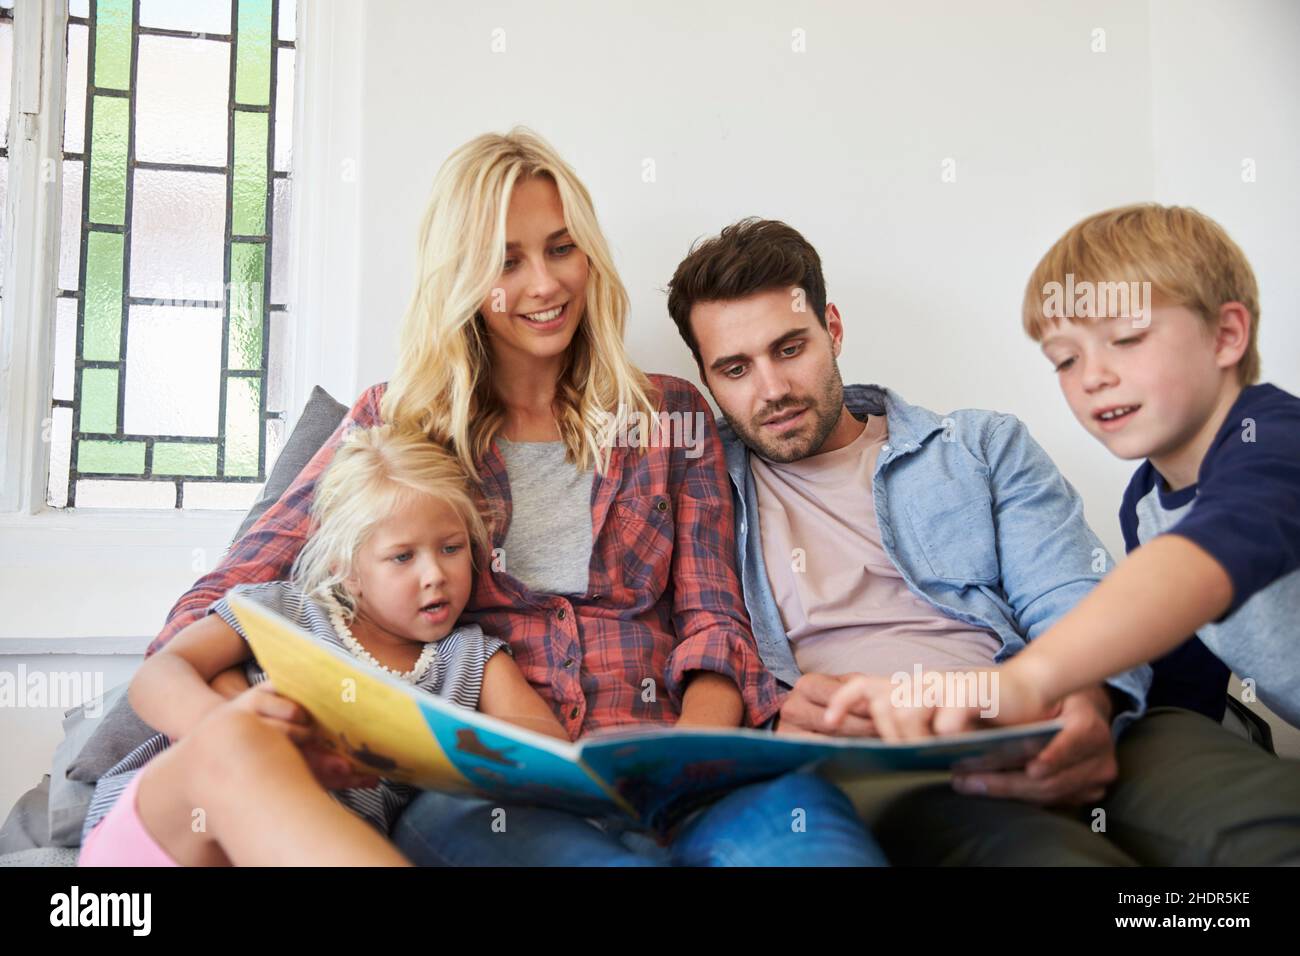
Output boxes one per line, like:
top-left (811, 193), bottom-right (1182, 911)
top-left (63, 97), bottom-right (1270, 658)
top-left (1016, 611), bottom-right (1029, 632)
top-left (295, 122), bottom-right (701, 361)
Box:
top-left (723, 360), bottom-right (846, 464)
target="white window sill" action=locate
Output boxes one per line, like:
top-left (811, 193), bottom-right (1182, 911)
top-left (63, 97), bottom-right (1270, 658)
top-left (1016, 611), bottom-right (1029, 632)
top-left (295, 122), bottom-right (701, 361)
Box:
top-left (0, 507), bottom-right (246, 643)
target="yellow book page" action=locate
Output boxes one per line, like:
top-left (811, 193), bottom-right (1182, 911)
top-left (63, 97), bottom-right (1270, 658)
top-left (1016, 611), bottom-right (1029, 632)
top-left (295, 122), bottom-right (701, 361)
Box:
top-left (229, 594), bottom-right (473, 791)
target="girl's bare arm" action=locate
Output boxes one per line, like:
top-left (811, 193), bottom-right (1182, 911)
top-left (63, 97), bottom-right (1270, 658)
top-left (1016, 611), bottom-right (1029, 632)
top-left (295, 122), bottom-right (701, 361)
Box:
top-left (477, 651), bottom-right (571, 741)
top-left (130, 612), bottom-right (300, 741)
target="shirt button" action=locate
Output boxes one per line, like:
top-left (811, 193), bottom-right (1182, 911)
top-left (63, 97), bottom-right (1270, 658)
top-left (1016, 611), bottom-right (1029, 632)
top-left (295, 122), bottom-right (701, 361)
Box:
top-left (882, 443), bottom-right (892, 453)
top-left (556, 608), bottom-right (567, 620)
top-left (563, 658), bottom-right (575, 668)
top-left (569, 706), bottom-right (579, 720)
top-left (655, 499), bottom-right (668, 512)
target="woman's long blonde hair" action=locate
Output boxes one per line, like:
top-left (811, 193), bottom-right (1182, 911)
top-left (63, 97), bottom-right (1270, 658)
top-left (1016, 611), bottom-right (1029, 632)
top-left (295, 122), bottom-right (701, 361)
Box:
top-left (380, 127), bottom-right (658, 477)
top-left (291, 425), bottom-right (489, 622)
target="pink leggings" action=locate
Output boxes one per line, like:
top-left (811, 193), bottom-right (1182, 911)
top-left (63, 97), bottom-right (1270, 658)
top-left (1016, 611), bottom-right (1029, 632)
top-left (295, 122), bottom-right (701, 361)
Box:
top-left (78, 772), bottom-right (181, 867)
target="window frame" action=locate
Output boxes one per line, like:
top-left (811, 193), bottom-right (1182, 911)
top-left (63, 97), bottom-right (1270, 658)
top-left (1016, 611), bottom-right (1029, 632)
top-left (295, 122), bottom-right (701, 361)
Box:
top-left (0, 0), bottom-right (365, 647)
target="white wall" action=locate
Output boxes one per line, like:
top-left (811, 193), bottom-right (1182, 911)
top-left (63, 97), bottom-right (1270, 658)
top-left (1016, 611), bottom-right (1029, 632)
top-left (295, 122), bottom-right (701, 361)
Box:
top-left (350, 0), bottom-right (1298, 560)
top-left (5, 0), bottom-right (1298, 806)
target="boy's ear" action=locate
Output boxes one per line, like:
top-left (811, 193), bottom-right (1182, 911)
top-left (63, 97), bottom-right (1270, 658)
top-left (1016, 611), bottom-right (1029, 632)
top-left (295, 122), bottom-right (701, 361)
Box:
top-left (1213, 302), bottom-right (1252, 372)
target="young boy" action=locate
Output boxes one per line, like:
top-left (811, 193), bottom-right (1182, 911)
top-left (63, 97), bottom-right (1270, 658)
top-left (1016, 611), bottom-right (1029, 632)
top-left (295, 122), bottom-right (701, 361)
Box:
top-left (828, 203), bottom-right (1300, 739)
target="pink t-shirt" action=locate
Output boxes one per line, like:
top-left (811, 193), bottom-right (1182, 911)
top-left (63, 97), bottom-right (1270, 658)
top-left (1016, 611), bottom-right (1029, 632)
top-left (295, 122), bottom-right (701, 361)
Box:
top-left (751, 413), bottom-right (1001, 677)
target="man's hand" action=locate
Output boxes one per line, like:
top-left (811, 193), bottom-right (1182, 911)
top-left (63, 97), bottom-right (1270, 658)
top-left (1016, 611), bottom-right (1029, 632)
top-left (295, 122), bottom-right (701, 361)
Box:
top-left (776, 673), bottom-right (877, 737)
top-left (950, 686), bottom-right (1117, 807)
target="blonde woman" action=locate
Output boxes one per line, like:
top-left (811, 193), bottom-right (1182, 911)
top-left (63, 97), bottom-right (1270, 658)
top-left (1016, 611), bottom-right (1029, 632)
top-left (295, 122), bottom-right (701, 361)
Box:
top-left (151, 129), bottom-right (884, 866)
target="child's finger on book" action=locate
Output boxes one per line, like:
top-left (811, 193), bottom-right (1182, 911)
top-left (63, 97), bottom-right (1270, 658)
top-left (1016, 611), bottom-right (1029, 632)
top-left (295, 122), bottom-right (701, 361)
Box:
top-left (823, 674), bottom-right (877, 729)
top-left (933, 706), bottom-right (979, 737)
top-left (258, 715), bottom-right (314, 744)
top-left (252, 692), bottom-right (311, 725)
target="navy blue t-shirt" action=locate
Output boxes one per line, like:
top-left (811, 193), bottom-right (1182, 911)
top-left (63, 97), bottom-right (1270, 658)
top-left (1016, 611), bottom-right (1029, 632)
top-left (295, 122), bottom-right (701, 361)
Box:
top-left (1119, 383), bottom-right (1300, 722)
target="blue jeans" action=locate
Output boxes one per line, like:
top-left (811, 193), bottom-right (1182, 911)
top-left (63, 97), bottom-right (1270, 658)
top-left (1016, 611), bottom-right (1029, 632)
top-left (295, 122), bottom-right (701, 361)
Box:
top-left (391, 770), bottom-right (888, 866)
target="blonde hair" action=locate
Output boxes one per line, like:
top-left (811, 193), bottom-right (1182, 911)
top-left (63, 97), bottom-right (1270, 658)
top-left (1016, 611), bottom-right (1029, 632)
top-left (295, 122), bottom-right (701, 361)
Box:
top-left (1022, 203), bottom-right (1261, 384)
top-left (380, 127), bottom-right (659, 477)
top-left (291, 425), bottom-right (489, 621)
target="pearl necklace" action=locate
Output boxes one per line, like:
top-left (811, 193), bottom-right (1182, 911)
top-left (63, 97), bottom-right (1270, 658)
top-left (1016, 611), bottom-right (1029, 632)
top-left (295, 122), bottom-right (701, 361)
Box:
top-left (322, 592), bottom-right (438, 684)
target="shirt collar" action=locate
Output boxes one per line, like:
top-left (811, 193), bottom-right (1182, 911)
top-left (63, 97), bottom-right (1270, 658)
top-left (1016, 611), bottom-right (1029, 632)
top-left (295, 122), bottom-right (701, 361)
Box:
top-left (720, 383), bottom-right (947, 485)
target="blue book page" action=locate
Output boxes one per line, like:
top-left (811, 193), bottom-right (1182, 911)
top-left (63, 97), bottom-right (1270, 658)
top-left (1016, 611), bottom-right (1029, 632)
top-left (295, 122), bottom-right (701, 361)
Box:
top-left (415, 695), bottom-right (630, 819)
top-left (577, 721), bottom-right (1064, 831)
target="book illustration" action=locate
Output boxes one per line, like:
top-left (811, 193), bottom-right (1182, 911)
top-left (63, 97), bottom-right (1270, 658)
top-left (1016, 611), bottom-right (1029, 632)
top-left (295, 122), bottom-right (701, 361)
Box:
top-left (453, 728), bottom-right (522, 768)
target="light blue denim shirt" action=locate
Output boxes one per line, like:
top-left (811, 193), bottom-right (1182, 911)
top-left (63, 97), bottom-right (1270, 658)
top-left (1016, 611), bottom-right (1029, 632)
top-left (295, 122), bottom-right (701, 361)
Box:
top-left (719, 383), bottom-right (1151, 738)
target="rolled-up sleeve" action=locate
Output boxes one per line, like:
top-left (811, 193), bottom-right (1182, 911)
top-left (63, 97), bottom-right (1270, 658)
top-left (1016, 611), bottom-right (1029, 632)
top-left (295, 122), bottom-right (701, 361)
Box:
top-left (662, 382), bottom-right (783, 725)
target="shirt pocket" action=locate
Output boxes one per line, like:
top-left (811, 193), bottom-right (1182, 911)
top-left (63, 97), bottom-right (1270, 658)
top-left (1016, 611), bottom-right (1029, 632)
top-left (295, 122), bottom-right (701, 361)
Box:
top-left (904, 480), bottom-right (999, 585)
top-left (613, 493), bottom-right (675, 598)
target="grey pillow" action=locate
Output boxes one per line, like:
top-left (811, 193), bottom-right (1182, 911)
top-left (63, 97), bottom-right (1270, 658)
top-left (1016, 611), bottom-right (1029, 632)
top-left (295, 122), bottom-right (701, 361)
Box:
top-left (48, 685), bottom-right (132, 844)
top-left (65, 685), bottom-right (155, 785)
top-left (0, 776), bottom-right (51, 854)
top-left (230, 385), bottom-right (349, 544)
top-left (64, 385), bottom-right (350, 786)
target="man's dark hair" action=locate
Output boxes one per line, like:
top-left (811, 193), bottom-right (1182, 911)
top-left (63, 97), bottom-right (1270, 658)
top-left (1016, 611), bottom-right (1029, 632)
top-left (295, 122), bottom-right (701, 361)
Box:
top-left (666, 218), bottom-right (828, 369)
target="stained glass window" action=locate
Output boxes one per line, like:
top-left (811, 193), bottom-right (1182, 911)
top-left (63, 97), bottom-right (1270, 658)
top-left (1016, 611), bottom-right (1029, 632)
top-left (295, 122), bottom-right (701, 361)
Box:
top-left (49, 0), bottom-right (296, 510)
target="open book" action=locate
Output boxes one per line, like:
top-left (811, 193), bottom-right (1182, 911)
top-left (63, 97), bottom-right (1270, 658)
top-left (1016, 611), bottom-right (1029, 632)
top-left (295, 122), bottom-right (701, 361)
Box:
top-left (230, 593), bottom-right (1064, 832)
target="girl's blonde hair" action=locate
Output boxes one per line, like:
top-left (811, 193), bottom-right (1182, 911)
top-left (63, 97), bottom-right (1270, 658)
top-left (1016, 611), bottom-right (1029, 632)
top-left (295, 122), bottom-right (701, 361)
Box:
top-left (291, 425), bottom-right (489, 621)
top-left (380, 127), bottom-right (659, 477)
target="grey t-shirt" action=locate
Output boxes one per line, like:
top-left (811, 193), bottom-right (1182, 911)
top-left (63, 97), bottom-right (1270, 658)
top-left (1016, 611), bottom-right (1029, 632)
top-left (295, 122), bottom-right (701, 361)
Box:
top-left (496, 437), bottom-right (595, 595)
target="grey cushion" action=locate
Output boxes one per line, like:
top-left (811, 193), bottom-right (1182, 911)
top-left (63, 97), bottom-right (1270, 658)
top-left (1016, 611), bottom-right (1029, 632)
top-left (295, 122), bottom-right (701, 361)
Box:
top-left (49, 684), bottom-right (134, 843)
top-left (0, 847), bottom-right (80, 866)
top-left (231, 385), bottom-right (349, 544)
top-left (0, 776), bottom-right (51, 854)
top-left (63, 385), bottom-right (349, 789)
top-left (65, 685), bottom-right (156, 785)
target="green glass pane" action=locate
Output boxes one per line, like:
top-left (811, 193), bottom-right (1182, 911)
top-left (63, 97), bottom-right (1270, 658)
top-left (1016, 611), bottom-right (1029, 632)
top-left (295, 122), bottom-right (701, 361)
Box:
top-left (153, 442), bottom-right (218, 476)
top-left (93, 0), bottom-right (132, 91)
top-left (235, 0), bottom-right (272, 106)
top-left (84, 231), bottom-right (124, 360)
top-left (229, 242), bottom-right (265, 370)
top-left (88, 96), bottom-right (129, 224)
top-left (224, 377), bottom-right (260, 477)
top-left (79, 367), bottom-right (119, 433)
top-left (78, 439), bottom-right (145, 474)
top-left (232, 112), bottom-right (268, 234)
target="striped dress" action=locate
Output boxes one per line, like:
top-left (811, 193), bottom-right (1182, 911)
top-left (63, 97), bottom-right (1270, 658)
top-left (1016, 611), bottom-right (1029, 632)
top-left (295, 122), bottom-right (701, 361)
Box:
top-left (80, 580), bottom-right (509, 843)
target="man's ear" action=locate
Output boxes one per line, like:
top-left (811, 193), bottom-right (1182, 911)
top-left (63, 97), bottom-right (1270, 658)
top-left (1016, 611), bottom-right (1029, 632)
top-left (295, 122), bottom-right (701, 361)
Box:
top-left (1214, 302), bottom-right (1251, 372)
top-left (825, 303), bottom-right (845, 357)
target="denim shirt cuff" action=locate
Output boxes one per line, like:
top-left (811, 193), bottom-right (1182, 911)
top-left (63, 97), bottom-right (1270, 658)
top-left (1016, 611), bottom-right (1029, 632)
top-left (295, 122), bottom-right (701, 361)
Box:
top-left (1105, 682), bottom-right (1147, 740)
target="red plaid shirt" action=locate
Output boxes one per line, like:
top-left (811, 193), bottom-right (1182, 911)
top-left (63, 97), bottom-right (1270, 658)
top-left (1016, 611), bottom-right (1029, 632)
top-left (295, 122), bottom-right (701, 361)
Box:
top-left (151, 374), bottom-right (783, 738)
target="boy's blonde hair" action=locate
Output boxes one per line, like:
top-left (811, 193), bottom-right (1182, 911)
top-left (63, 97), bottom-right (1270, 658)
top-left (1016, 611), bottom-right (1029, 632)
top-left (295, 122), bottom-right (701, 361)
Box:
top-left (291, 425), bottom-right (489, 621)
top-left (380, 127), bottom-right (659, 478)
top-left (1022, 203), bottom-right (1261, 383)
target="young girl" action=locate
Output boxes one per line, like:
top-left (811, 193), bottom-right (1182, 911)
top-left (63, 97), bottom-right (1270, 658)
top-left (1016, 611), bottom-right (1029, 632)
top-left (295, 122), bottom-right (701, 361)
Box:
top-left (78, 425), bottom-right (567, 867)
